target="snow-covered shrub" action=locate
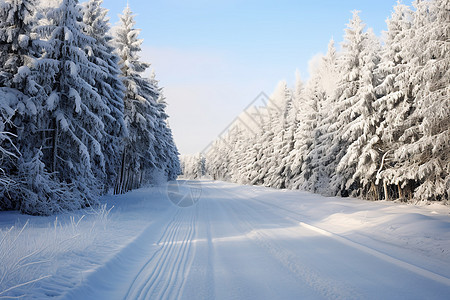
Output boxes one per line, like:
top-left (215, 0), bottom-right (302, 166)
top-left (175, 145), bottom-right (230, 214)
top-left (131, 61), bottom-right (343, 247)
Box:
top-left (0, 205), bottom-right (113, 298)
top-left (8, 149), bottom-right (78, 215)
top-left (0, 88), bottom-right (20, 210)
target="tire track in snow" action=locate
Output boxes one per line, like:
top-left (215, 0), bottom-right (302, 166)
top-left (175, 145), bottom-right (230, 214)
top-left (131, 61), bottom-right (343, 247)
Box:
top-left (123, 209), bottom-right (183, 299)
top-left (166, 206), bottom-right (198, 300)
top-left (239, 193), bottom-right (450, 287)
top-left (124, 206), bottom-right (197, 300)
top-left (159, 207), bottom-right (197, 300)
top-left (146, 207), bottom-right (196, 300)
top-left (299, 221), bottom-right (450, 287)
top-left (220, 190), bottom-right (360, 300)
top-left (203, 196), bottom-right (216, 299)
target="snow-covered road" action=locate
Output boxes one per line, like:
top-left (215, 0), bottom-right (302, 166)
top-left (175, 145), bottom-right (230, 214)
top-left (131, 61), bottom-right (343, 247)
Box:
top-left (60, 180), bottom-right (450, 300)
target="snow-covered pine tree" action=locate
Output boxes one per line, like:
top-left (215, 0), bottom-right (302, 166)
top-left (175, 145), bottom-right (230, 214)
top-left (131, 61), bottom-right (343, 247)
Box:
top-left (152, 88), bottom-right (180, 181)
top-left (288, 67), bottom-right (321, 190)
top-left (264, 80), bottom-right (294, 188)
top-left (0, 0), bottom-right (74, 215)
top-left (310, 39), bottom-right (340, 195)
top-left (229, 124), bottom-right (249, 183)
top-left (373, 1), bottom-right (414, 201)
top-left (222, 126), bottom-right (241, 182)
top-left (13, 147), bottom-right (76, 215)
top-left (181, 153), bottom-right (205, 179)
top-left (336, 28), bottom-right (382, 199)
top-left (281, 71), bottom-right (302, 189)
top-left (232, 103), bottom-right (270, 185)
top-left (0, 0), bottom-right (38, 186)
top-left (33, 0), bottom-right (109, 207)
top-left (221, 125), bottom-right (237, 182)
top-left (328, 10), bottom-right (367, 197)
top-left (113, 5), bottom-right (161, 193)
top-left (0, 0), bottom-right (40, 162)
top-left (0, 0), bottom-right (37, 90)
top-left (250, 94), bottom-right (277, 186)
top-left (233, 135), bottom-right (254, 184)
top-left (82, 0), bottom-right (127, 193)
top-left (205, 141), bottom-right (221, 180)
top-left (381, 0), bottom-right (449, 202)
top-left (0, 89), bottom-right (20, 210)
top-left (208, 117), bottom-right (250, 183)
top-left (224, 120), bottom-right (251, 184)
top-left (206, 137), bottom-right (231, 181)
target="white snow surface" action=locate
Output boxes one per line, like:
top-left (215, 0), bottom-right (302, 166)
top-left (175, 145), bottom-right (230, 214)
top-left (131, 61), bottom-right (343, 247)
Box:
top-left (1, 180), bottom-right (449, 299)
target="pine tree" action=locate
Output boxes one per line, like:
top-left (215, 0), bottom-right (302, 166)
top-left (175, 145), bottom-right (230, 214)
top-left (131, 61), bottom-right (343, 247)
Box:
top-left (153, 89), bottom-right (180, 181)
top-left (264, 81), bottom-right (294, 188)
top-left (373, 1), bottom-right (414, 200)
top-left (0, 0), bottom-right (37, 91)
top-left (307, 39), bottom-right (339, 194)
top-left (0, 0), bottom-right (40, 168)
top-left (381, 0), bottom-right (449, 202)
top-left (0, 0), bottom-right (38, 181)
top-left (336, 28), bottom-right (382, 199)
top-left (328, 10), bottom-right (367, 196)
top-left (34, 0), bottom-right (108, 207)
top-left (273, 80), bottom-right (296, 189)
top-left (0, 0), bottom-right (71, 214)
top-left (180, 153), bottom-right (205, 179)
top-left (289, 69), bottom-right (320, 190)
top-left (0, 89), bottom-right (20, 210)
top-left (13, 148), bottom-right (75, 215)
top-left (82, 0), bottom-right (127, 192)
top-left (206, 136), bottom-right (232, 181)
top-left (234, 123), bottom-right (260, 184)
top-left (113, 5), bottom-right (161, 193)
top-left (250, 90), bottom-right (278, 186)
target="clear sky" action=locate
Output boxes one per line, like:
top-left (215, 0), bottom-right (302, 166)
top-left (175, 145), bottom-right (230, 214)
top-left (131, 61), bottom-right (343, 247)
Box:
top-left (101, 0), bottom-right (413, 155)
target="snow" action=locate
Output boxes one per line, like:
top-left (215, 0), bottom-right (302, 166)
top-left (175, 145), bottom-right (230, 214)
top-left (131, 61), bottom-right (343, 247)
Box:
top-left (46, 92), bottom-right (59, 111)
top-left (69, 88), bottom-right (81, 113)
top-left (1, 180), bottom-right (449, 299)
top-left (18, 34), bottom-right (29, 48)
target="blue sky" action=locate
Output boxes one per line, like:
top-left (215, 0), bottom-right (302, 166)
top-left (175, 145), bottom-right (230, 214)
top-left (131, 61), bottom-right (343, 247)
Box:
top-left (101, 0), bottom-right (413, 155)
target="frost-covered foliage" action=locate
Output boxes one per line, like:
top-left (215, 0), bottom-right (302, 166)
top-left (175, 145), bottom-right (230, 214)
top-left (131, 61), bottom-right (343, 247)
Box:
top-left (33, 0), bottom-right (109, 209)
top-left (378, 0), bottom-right (449, 202)
top-left (153, 91), bottom-right (181, 181)
top-left (0, 1), bottom-right (180, 215)
top-left (0, 0), bottom-right (37, 91)
top-left (0, 205), bottom-right (112, 298)
top-left (0, 89), bottom-right (20, 205)
top-left (300, 39), bottom-right (339, 195)
top-left (81, 0), bottom-right (127, 193)
top-left (206, 0), bottom-right (449, 204)
top-left (331, 14), bottom-right (382, 198)
top-left (113, 5), bottom-right (180, 194)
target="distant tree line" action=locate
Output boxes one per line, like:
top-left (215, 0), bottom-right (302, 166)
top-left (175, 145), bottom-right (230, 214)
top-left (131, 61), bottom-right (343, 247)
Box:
top-left (180, 154), bottom-right (206, 180)
top-left (0, 0), bottom-right (180, 215)
top-left (186, 0), bottom-right (449, 203)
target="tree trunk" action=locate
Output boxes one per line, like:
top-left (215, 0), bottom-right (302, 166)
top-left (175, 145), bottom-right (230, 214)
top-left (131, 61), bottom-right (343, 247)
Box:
top-left (115, 148), bottom-right (127, 194)
top-left (372, 183), bottom-right (379, 201)
top-left (383, 180), bottom-right (389, 201)
top-left (51, 118), bottom-right (59, 174)
top-left (398, 183), bottom-right (403, 200)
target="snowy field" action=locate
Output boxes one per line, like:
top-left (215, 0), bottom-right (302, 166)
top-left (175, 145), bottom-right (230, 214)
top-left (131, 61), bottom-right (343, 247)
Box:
top-left (1, 180), bottom-right (449, 299)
